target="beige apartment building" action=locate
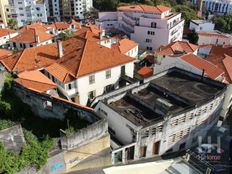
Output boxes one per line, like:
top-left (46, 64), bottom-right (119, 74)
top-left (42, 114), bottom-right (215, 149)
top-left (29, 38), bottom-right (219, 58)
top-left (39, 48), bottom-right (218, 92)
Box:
top-left (0, 0), bottom-right (9, 26)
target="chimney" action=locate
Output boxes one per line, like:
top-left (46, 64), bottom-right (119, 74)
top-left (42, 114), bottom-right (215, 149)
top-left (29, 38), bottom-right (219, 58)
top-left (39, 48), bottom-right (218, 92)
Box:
top-left (57, 39), bottom-right (63, 58)
top-left (35, 35), bottom-right (40, 43)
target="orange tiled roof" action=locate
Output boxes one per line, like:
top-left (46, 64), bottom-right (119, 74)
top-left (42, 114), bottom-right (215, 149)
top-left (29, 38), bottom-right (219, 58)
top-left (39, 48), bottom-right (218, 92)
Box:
top-left (19, 22), bottom-right (48, 33)
top-left (138, 67), bottom-right (153, 78)
top-left (0, 28), bottom-right (17, 37)
top-left (198, 32), bottom-right (229, 38)
top-left (49, 22), bottom-right (69, 30)
top-left (156, 41), bottom-right (198, 56)
top-left (2, 35), bottom-right (134, 83)
top-left (68, 19), bottom-right (81, 29)
top-left (15, 70), bottom-right (57, 92)
top-left (117, 38), bottom-right (138, 54)
top-left (181, 54), bottom-right (224, 79)
top-left (0, 44), bottom-right (58, 73)
top-left (45, 36), bottom-right (134, 83)
top-left (0, 49), bottom-right (12, 60)
top-left (206, 46), bottom-right (232, 83)
top-left (118, 5), bottom-right (171, 13)
top-left (76, 25), bottom-right (101, 36)
top-left (10, 28), bottom-right (54, 44)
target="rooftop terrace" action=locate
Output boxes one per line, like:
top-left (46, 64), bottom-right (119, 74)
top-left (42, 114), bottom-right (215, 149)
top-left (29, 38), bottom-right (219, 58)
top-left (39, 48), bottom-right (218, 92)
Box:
top-left (105, 68), bottom-right (226, 127)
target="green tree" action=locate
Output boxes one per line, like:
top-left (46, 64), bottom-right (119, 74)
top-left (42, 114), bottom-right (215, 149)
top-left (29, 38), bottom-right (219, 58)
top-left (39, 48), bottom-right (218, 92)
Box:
top-left (187, 30), bottom-right (199, 44)
top-left (94, 0), bottom-right (119, 11)
top-left (7, 18), bottom-right (17, 29)
top-left (213, 14), bottom-right (232, 33)
top-left (58, 30), bottom-right (76, 41)
top-left (173, 5), bottom-right (199, 25)
top-left (84, 7), bottom-right (99, 19)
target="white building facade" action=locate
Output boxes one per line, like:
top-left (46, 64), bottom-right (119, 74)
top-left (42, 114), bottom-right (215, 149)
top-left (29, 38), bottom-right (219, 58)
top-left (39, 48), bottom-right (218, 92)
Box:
top-left (93, 68), bottom-right (227, 164)
top-left (97, 5), bottom-right (184, 51)
top-left (44, 62), bottom-right (134, 106)
top-left (0, 29), bottom-right (18, 46)
top-left (189, 20), bottom-right (215, 32)
top-left (197, 32), bottom-right (232, 45)
top-left (6, 0), bottom-right (48, 27)
top-left (46, 0), bottom-right (61, 22)
top-left (202, 0), bottom-right (232, 15)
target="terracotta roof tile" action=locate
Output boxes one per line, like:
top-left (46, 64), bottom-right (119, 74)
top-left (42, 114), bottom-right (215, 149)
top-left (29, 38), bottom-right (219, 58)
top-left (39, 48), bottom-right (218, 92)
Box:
top-left (46, 36), bottom-right (134, 83)
top-left (118, 5), bottom-right (171, 13)
top-left (206, 46), bottom-right (232, 83)
top-left (0, 49), bottom-right (12, 60)
top-left (0, 28), bottom-right (17, 37)
top-left (49, 22), bottom-right (69, 30)
top-left (198, 32), bottom-right (229, 38)
top-left (45, 63), bottom-right (75, 83)
top-left (138, 67), bottom-right (153, 78)
top-left (68, 19), bottom-right (81, 29)
top-left (19, 22), bottom-right (48, 33)
top-left (10, 28), bottom-right (55, 44)
top-left (2, 35), bottom-right (134, 83)
top-left (0, 44), bottom-right (58, 73)
top-left (117, 38), bottom-right (138, 54)
top-left (156, 41), bottom-right (198, 56)
top-left (181, 54), bottom-right (224, 79)
top-left (15, 70), bottom-right (57, 92)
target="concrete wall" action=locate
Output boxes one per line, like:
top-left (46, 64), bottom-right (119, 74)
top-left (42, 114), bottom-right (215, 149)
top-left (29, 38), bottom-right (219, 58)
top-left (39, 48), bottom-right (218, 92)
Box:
top-left (154, 56), bottom-right (203, 76)
top-left (13, 82), bottom-right (99, 122)
top-left (95, 101), bottom-right (139, 145)
top-left (189, 21), bottom-right (215, 32)
top-left (60, 118), bottom-right (108, 150)
top-left (198, 34), bottom-right (232, 45)
top-left (64, 135), bottom-right (110, 170)
top-left (0, 32), bottom-right (18, 46)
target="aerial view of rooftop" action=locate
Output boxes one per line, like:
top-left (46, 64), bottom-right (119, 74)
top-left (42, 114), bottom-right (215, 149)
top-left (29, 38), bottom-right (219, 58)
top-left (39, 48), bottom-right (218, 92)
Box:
top-left (0, 0), bottom-right (231, 174)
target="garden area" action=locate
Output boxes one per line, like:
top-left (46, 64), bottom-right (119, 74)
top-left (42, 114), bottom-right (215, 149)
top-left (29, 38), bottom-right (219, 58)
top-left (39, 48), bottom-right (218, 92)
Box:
top-left (0, 74), bottom-right (90, 173)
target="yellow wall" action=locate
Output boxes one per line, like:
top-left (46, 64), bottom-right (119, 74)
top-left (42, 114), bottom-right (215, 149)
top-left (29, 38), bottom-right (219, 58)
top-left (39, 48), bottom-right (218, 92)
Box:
top-left (64, 135), bottom-right (111, 171)
top-left (0, 0), bottom-right (9, 26)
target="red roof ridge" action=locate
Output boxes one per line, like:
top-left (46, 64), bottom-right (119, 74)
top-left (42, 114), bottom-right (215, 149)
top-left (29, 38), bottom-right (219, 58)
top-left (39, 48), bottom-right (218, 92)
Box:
top-left (11, 50), bottom-right (26, 72)
top-left (75, 39), bottom-right (89, 77)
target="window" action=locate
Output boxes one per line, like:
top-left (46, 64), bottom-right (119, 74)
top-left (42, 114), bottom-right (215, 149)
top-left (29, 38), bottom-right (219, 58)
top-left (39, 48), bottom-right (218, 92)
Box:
top-left (43, 101), bottom-right (53, 109)
top-left (68, 83), bottom-right (72, 90)
top-left (105, 69), bottom-right (111, 79)
top-left (89, 75), bottom-right (95, 84)
top-left (151, 22), bottom-right (156, 28)
top-left (145, 39), bottom-right (152, 43)
top-left (147, 31), bottom-right (155, 35)
top-left (146, 47), bottom-right (152, 51)
top-left (88, 90), bottom-right (96, 99)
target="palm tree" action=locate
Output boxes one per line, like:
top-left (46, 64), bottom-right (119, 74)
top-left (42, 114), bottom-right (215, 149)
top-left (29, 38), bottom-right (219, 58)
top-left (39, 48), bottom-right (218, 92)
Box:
top-left (7, 18), bottom-right (17, 29)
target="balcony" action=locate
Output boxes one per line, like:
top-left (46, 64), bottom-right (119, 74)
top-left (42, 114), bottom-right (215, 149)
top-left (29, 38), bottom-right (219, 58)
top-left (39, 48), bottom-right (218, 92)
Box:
top-left (123, 13), bottom-right (136, 25)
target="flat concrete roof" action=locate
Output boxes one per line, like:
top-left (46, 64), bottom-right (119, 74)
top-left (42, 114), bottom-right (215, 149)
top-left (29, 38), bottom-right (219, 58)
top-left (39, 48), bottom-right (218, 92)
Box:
top-left (110, 95), bottom-right (161, 127)
top-left (151, 71), bottom-right (223, 103)
top-left (105, 68), bottom-right (226, 127)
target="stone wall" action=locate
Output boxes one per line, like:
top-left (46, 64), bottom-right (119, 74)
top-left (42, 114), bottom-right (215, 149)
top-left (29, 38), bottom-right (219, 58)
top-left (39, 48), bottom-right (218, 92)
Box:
top-left (13, 82), bottom-right (99, 123)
